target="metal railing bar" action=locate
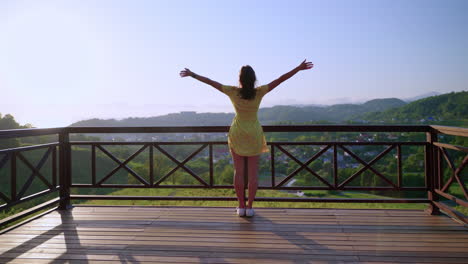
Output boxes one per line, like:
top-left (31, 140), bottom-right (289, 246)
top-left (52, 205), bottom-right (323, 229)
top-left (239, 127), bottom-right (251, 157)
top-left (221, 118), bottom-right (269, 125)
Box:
top-left (434, 189), bottom-right (468, 208)
top-left (16, 147), bottom-right (54, 199)
top-left (16, 151), bottom-right (54, 189)
top-left (149, 145), bottom-right (154, 186)
top-left (440, 149), bottom-right (467, 193)
top-left (431, 125), bottom-right (468, 137)
top-left (91, 145), bottom-right (96, 185)
top-left (0, 153), bottom-right (10, 169)
top-left (68, 183), bottom-right (427, 191)
top-left (397, 145), bottom-right (402, 189)
top-left (0, 192), bottom-right (10, 204)
top-left (52, 147), bottom-right (57, 187)
top-left (11, 152), bottom-right (16, 201)
top-left (333, 145), bottom-right (338, 188)
top-left (66, 125), bottom-right (431, 134)
top-left (433, 142), bottom-right (468, 153)
top-left (0, 197), bottom-right (59, 229)
top-left (96, 144), bottom-right (149, 186)
top-left (0, 188), bottom-right (59, 211)
top-left (70, 194), bottom-right (429, 203)
top-left (0, 142), bottom-right (60, 154)
top-left (433, 201), bottom-right (468, 224)
top-left (271, 145), bottom-right (275, 187)
top-left (338, 145), bottom-right (397, 188)
top-left (275, 145), bottom-right (333, 188)
top-left (0, 206), bottom-right (58, 235)
top-left (70, 141), bottom-right (428, 146)
top-left (0, 128), bottom-right (63, 139)
top-left (276, 145), bottom-right (332, 188)
top-left (153, 144), bottom-right (208, 186)
top-left (209, 144), bottom-right (213, 187)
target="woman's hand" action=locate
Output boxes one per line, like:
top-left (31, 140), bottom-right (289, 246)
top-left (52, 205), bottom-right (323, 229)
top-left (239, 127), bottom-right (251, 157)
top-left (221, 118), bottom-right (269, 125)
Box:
top-left (267, 59), bottom-right (314, 92)
top-left (179, 68), bottom-right (223, 91)
top-left (297, 59), bottom-right (314, 71)
top-left (179, 68), bottom-right (194, 78)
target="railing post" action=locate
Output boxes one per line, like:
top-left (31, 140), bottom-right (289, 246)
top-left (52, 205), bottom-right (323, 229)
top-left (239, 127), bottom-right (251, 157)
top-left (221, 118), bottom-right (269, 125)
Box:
top-left (58, 130), bottom-right (71, 210)
top-left (425, 131), bottom-right (441, 215)
top-left (11, 152), bottom-right (17, 202)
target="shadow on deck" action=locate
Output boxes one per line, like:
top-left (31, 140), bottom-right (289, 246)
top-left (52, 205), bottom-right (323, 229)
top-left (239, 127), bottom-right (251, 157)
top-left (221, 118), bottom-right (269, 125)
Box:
top-left (0, 206), bottom-right (467, 264)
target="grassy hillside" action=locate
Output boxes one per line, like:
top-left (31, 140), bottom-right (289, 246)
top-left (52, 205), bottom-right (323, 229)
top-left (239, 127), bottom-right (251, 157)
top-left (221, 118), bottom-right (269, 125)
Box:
top-left (357, 91), bottom-right (468, 125)
top-left (70, 98), bottom-right (407, 126)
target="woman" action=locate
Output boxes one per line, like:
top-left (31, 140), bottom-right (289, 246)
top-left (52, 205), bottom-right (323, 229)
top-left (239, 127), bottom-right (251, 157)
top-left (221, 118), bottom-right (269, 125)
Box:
top-left (180, 59), bottom-right (314, 217)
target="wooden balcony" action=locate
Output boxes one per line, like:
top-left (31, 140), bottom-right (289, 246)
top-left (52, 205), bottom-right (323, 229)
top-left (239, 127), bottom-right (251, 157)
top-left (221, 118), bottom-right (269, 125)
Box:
top-left (0, 125), bottom-right (467, 263)
top-left (1, 206), bottom-right (467, 263)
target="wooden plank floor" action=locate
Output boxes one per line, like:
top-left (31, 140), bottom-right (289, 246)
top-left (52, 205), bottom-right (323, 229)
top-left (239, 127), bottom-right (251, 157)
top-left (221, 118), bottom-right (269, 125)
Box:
top-left (0, 206), bottom-right (467, 264)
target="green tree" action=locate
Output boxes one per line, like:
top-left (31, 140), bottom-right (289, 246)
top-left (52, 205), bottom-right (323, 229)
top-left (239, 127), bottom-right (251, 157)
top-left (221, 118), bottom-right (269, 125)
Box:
top-left (0, 114), bottom-right (21, 149)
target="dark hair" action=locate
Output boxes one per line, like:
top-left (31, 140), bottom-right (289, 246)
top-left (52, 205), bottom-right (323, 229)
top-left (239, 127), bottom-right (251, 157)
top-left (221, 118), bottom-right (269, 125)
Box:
top-left (238, 65), bottom-right (257, 100)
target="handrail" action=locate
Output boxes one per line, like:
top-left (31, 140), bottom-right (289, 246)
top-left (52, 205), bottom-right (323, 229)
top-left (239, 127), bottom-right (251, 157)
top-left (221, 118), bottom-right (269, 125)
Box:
top-left (65, 125), bottom-right (431, 134)
top-left (431, 125), bottom-right (468, 137)
top-left (427, 125), bottom-right (468, 223)
top-left (433, 142), bottom-right (468, 153)
top-left (3, 124), bottom-right (467, 136)
top-left (0, 142), bottom-right (60, 155)
top-left (0, 128), bottom-right (63, 139)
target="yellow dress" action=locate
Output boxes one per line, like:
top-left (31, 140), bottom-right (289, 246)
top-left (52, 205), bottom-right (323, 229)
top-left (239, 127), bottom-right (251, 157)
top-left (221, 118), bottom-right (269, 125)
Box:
top-left (222, 85), bottom-right (270, 156)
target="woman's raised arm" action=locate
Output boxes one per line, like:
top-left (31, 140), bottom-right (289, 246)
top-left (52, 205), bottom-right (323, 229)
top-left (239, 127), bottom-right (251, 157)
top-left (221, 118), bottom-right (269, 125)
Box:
top-left (267, 59), bottom-right (313, 92)
top-left (180, 68), bottom-right (223, 92)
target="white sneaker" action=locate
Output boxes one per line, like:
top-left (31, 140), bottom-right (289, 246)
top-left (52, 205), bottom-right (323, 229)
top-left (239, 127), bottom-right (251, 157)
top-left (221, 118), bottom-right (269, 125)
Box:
top-left (236, 208), bottom-right (246, 217)
top-left (245, 208), bottom-right (255, 217)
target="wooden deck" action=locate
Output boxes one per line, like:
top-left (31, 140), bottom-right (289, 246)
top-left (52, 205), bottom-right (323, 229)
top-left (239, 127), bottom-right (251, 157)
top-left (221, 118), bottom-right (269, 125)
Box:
top-left (0, 206), bottom-right (467, 264)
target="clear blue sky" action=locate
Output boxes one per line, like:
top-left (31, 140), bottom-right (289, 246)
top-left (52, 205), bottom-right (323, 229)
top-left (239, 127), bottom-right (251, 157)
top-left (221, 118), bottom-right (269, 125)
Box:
top-left (1, 0), bottom-right (467, 127)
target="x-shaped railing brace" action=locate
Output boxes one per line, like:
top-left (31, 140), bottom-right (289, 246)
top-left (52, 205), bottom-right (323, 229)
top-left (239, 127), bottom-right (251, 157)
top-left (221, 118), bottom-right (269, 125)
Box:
top-left (153, 144), bottom-right (208, 186)
top-left (16, 147), bottom-right (55, 200)
top-left (96, 145), bottom-right (150, 186)
top-left (440, 148), bottom-right (468, 200)
top-left (338, 144), bottom-right (397, 189)
top-left (0, 154), bottom-right (11, 203)
top-left (275, 145), bottom-right (333, 188)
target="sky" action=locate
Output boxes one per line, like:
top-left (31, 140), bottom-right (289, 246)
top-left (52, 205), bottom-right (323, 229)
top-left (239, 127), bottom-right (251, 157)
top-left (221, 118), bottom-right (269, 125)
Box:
top-left (1, 0), bottom-right (467, 128)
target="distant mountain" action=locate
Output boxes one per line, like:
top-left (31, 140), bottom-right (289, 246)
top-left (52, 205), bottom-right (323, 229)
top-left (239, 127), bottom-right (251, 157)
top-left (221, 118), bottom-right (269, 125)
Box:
top-left (70, 98), bottom-right (407, 127)
top-left (404, 92), bottom-right (441, 102)
top-left (257, 98), bottom-right (406, 123)
top-left (70, 112), bottom-right (235, 127)
top-left (357, 91), bottom-right (467, 124)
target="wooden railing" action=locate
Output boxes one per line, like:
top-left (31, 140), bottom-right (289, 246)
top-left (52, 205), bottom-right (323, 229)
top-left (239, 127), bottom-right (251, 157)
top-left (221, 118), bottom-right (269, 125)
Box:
top-left (428, 125), bottom-right (468, 223)
top-left (0, 125), bottom-right (466, 228)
